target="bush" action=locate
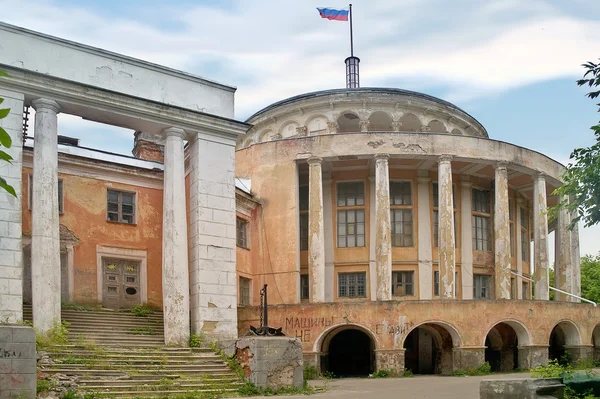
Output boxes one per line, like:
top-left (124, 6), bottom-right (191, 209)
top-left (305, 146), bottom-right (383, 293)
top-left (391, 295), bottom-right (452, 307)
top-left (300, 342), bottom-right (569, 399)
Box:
top-left (37, 379), bottom-right (55, 393)
top-left (402, 369), bottom-right (414, 377)
top-left (36, 320), bottom-right (70, 349)
top-left (303, 365), bottom-right (320, 380)
top-left (531, 359), bottom-right (573, 379)
top-left (453, 362), bottom-right (492, 376)
top-left (189, 333), bottom-right (204, 348)
top-left (131, 304), bottom-right (153, 317)
top-left (371, 369), bottom-right (390, 378)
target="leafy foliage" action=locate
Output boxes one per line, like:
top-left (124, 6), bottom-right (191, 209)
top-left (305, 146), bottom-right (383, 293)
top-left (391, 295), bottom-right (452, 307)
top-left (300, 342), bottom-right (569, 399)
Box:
top-left (189, 332), bottom-right (205, 348)
top-left (36, 320), bottom-right (71, 349)
top-left (581, 254), bottom-right (600, 303)
top-left (130, 303), bottom-right (153, 317)
top-left (551, 60), bottom-right (600, 228)
top-left (452, 362), bottom-right (492, 376)
top-left (0, 70), bottom-right (16, 197)
top-left (531, 359), bottom-right (574, 378)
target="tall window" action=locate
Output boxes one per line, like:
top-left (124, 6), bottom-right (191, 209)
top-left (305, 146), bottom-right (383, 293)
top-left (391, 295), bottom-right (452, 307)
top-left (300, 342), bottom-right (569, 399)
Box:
top-left (337, 182), bottom-right (366, 248)
top-left (299, 185), bottom-right (309, 251)
top-left (434, 270), bottom-right (459, 297)
top-left (390, 182), bottom-right (413, 247)
top-left (300, 274), bottom-right (309, 300)
top-left (236, 217), bottom-right (248, 248)
top-left (239, 277), bottom-right (250, 306)
top-left (509, 200), bottom-right (515, 257)
top-left (474, 274), bottom-right (491, 299)
top-left (432, 183), bottom-right (457, 247)
top-left (29, 175), bottom-right (64, 214)
top-left (338, 272), bottom-right (366, 298)
top-left (522, 281), bottom-right (530, 300)
top-left (392, 271), bottom-right (414, 296)
top-left (107, 189), bottom-right (135, 224)
top-left (520, 207), bottom-right (529, 262)
top-left (472, 189), bottom-right (491, 251)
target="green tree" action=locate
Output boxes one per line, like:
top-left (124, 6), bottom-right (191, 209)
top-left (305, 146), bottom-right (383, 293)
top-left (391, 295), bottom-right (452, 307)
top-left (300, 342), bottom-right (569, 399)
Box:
top-left (551, 60), bottom-right (600, 229)
top-left (0, 69), bottom-right (16, 197)
top-left (581, 254), bottom-right (600, 304)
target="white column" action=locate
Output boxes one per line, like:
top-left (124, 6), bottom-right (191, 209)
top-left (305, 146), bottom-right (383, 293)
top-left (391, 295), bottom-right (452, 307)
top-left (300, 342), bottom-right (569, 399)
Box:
top-left (0, 88), bottom-right (24, 323)
top-left (417, 172), bottom-right (433, 300)
top-left (570, 209), bottom-right (581, 302)
top-left (31, 98), bottom-right (61, 333)
top-left (308, 156), bottom-right (325, 303)
top-left (516, 198), bottom-right (524, 300)
top-left (162, 127), bottom-right (190, 346)
top-left (188, 132), bottom-right (237, 339)
top-left (460, 181), bottom-right (473, 300)
top-left (323, 176), bottom-right (334, 302)
top-left (494, 162), bottom-right (511, 299)
top-left (438, 155), bottom-right (455, 299)
top-left (533, 174), bottom-right (549, 300)
top-left (368, 175), bottom-right (377, 301)
top-left (554, 197), bottom-right (572, 302)
top-left (374, 154), bottom-right (392, 301)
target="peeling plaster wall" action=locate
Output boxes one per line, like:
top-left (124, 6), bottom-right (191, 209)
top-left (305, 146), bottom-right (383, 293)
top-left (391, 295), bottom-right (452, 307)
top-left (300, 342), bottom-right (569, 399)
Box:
top-left (21, 167), bottom-right (164, 307)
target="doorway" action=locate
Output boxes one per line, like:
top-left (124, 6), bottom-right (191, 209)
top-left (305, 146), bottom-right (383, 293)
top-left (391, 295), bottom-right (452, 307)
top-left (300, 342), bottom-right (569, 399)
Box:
top-left (102, 258), bottom-right (141, 309)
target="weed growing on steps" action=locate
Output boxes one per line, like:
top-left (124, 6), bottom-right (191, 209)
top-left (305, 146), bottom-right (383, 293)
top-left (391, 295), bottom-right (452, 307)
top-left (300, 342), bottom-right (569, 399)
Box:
top-left (37, 378), bottom-right (57, 394)
top-left (54, 355), bottom-right (92, 365)
top-left (36, 320), bottom-right (70, 349)
top-left (130, 303), bottom-right (154, 317)
top-left (130, 326), bottom-right (155, 335)
top-left (452, 361), bottom-right (492, 377)
top-left (189, 332), bottom-right (206, 347)
top-left (61, 302), bottom-right (102, 312)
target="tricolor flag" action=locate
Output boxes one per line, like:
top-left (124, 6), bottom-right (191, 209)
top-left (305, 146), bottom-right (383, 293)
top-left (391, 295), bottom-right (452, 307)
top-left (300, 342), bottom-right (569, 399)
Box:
top-left (316, 7), bottom-right (349, 21)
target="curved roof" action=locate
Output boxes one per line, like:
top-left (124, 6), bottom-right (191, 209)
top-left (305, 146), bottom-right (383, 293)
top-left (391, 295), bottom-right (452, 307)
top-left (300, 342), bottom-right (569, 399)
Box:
top-left (246, 87), bottom-right (487, 136)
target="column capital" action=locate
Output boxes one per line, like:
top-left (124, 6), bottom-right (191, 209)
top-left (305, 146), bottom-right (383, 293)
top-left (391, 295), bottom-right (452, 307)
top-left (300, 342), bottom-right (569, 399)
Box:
top-left (438, 154), bottom-right (453, 164)
top-left (163, 127), bottom-right (187, 139)
top-left (307, 156), bottom-right (323, 165)
top-left (32, 98), bottom-right (60, 114)
top-left (374, 153), bottom-right (390, 161)
top-left (535, 173), bottom-right (546, 182)
top-left (494, 161), bottom-right (508, 171)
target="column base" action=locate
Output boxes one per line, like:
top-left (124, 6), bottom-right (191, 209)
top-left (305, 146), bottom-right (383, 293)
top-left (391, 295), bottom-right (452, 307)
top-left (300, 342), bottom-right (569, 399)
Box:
top-left (453, 347), bottom-right (485, 372)
top-left (375, 349), bottom-right (405, 374)
top-left (518, 345), bottom-right (549, 369)
top-left (565, 345), bottom-right (594, 365)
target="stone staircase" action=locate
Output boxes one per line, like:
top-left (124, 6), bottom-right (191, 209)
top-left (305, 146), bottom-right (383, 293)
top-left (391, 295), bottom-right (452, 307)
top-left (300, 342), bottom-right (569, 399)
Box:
top-left (24, 305), bottom-right (243, 397)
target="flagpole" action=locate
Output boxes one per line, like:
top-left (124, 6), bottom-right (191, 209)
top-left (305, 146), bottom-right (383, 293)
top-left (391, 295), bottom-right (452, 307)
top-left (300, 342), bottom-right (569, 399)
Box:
top-left (349, 3), bottom-right (354, 57)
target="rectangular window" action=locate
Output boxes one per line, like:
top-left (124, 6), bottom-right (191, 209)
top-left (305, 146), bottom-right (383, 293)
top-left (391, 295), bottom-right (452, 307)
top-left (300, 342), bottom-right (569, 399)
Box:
top-left (338, 272), bottom-right (366, 298)
top-left (299, 185), bottom-right (309, 251)
top-left (434, 270), bottom-right (458, 297)
top-left (337, 210), bottom-right (366, 248)
top-left (390, 182), bottom-right (412, 205)
top-left (474, 274), bottom-right (492, 299)
top-left (391, 209), bottom-right (413, 247)
top-left (509, 201), bottom-right (515, 257)
top-left (392, 271), bottom-right (414, 296)
top-left (239, 277), bottom-right (250, 306)
top-left (522, 281), bottom-right (529, 300)
top-left (236, 218), bottom-right (248, 248)
top-left (472, 189), bottom-right (491, 213)
top-left (337, 182), bottom-right (366, 248)
top-left (337, 182), bottom-right (365, 207)
top-left (300, 274), bottom-right (309, 300)
top-left (107, 189), bottom-right (135, 224)
top-left (29, 175), bottom-right (64, 214)
top-left (472, 189), bottom-right (491, 251)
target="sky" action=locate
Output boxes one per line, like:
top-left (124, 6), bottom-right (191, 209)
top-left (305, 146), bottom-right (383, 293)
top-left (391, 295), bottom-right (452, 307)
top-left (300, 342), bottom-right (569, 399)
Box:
top-left (2, 0), bottom-right (599, 258)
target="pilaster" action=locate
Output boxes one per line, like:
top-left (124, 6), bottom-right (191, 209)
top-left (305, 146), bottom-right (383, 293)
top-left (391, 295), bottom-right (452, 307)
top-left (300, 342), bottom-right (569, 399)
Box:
top-left (162, 127), bottom-right (190, 345)
top-left (322, 176), bottom-right (334, 302)
top-left (516, 198), bottom-right (524, 299)
top-left (374, 154), bottom-right (392, 301)
top-left (460, 180), bottom-right (473, 300)
top-left (437, 155), bottom-right (455, 299)
top-left (494, 162), bottom-right (510, 299)
top-left (417, 172), bottom-right (433, 300)
top-left (555, 196), bottom-right (573, 302)
top-left (570, 197), bottom-right (581, 302)
top-left (308, 156), bottom-right (325, 303)
top-left (533, 174), bottom-right (549, 300)
top-left (31, 98), bottom-right (61, 333)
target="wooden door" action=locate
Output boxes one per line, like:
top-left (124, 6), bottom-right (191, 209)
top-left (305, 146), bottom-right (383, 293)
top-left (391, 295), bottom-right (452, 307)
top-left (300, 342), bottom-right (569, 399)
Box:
top-left (102, 258), bottom-right (141, 309)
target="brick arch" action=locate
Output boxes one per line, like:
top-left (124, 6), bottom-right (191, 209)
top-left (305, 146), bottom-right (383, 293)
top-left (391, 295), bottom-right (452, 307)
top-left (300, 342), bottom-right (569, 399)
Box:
top-left (401, 320), bottom-right (462, 348)
top-left (550, 319), bottom-right (582, 346)
top-left (313, 322), bottom-right (379, 353)
top-left (483, 319), bottom-right (532, 347)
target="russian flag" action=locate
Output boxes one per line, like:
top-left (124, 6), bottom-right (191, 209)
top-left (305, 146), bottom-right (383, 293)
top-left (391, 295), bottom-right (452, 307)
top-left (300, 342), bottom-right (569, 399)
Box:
top-left (316, 7), bottom-right (349, 21)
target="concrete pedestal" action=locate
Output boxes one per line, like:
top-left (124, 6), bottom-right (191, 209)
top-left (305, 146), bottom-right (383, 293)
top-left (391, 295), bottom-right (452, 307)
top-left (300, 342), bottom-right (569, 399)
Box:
top-left (375, 349), bottom-right (405, 374)
top-left (235, 337), bottom-right (303, 389)
top-left (0, 325), bottom-right (36, 399)
top-left (480, 378), bottom-right (564, 399)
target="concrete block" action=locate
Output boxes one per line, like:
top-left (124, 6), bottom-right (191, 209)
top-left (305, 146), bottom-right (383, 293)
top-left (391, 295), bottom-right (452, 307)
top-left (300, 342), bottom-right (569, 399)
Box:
top-left (0, 325), bottom-right (35, 399)
top-left (480, 378), bottom-right (564, 399)
top-left (235, 337), bottom-right (303, 389)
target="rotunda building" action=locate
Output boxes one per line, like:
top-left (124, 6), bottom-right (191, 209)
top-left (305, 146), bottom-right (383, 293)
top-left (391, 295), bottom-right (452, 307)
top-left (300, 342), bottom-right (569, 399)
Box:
top-left (234, 85), bottom-right (599, 376)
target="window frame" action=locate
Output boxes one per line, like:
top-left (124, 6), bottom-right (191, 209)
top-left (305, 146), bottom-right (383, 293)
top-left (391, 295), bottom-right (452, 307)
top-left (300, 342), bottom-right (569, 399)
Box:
top-left (336, 181), bottom-right (366, 248)
top-left (337, 271), bottom-right (367, 298)
top-left (300, 273), bottom-right (309, 301)
top-left (236, 217), bottom-right (249, 249)
top-left (471, 188), bottom-right (491, 252)
top-left (28, 174), bottom-right (64, 215)
top-left (106, 189), bottom-right (137, 224)
top-left (239, 276), bottom-right (251, 306)
top-left (392, 270), bottom-right (414, 296)
top-left (509, 199), bottom-right (515, 258)
top-left (520, 206), bottom-right (529, 263)
top-left (299, 185), bottom-right (309, 251)
top-left (434, 270), bottom-right (459, 297)
top-left (390, 180), bottom-right (414, 247)
top-left (473, 274), bottom-right (492, 300)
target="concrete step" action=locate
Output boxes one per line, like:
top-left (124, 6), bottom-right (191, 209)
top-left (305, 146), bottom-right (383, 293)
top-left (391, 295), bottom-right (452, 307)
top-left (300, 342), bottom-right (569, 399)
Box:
top-left (52, 359), bottom-right (226, 366)
top-left (44, 363), bottom-right (231, 370)
top-left (42, 368), bottom-right (237, 376)
top-left (77, 388), bottom-right (239, 397)
top-left (51, 353), bottom-right (221, 361)
top-left (23, 311), bottom-right (164, 321)
top-left (47, 347), bottom-right (215, 355)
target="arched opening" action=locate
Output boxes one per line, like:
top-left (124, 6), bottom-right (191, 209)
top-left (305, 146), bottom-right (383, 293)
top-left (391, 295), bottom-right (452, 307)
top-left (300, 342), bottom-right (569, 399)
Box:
top-left (306, 115), bottom-right (328, 136)
top-left (258, 130), bottom-right (273, 143)
top-left (428, 120), bottom-right (447, 133)
top-left (451, 128), bottom-right (462, 135)
top-left (368, 111), bottom-right (393, 131)
top-left (336, 112), bottom-right (360, 133)
top-left (592, 324), bottom-right (600, 362)
top-left (279, 121), bottom-right (299, 139)
top-left (321, 326), bottom-right (375, 377)
top-left (484, 322), bottom-right (520, 372)
top-left (549, 321), bottom-right (581, 365)
top-left (403, 323), bottom-right (458, 375)
top-left (398, 113), bottom-right (421, 132)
